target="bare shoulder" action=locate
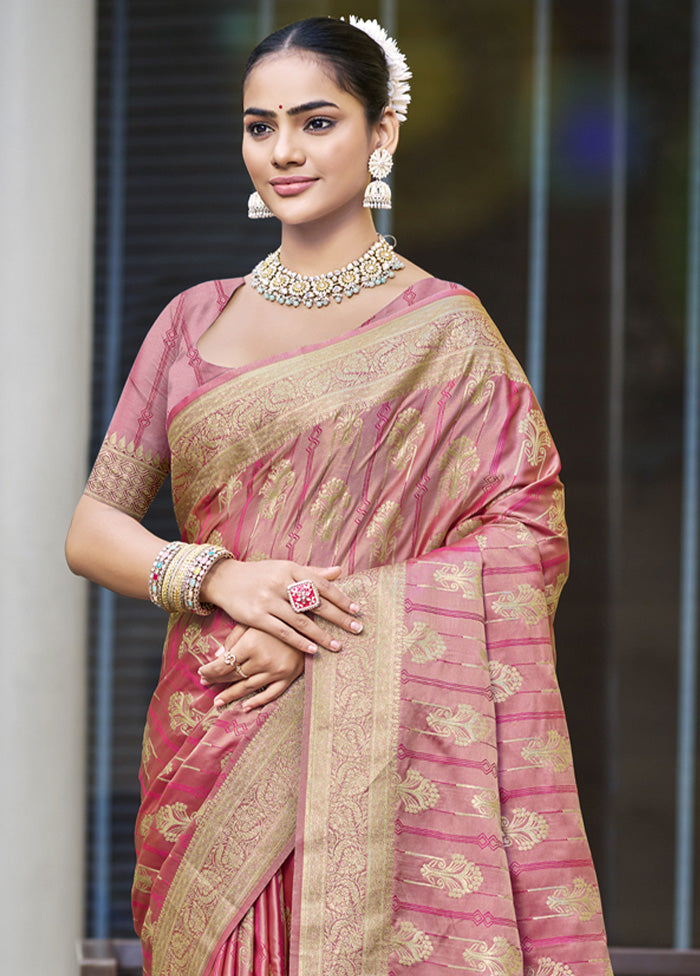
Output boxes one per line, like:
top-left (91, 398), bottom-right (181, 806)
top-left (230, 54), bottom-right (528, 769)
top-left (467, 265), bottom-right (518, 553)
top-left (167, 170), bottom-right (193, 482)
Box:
top-left (394, 254), bottom-right (433, 287)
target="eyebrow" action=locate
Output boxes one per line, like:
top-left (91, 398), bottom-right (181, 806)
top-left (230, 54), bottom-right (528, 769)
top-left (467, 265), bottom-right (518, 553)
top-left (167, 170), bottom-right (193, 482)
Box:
top-left (243, 100), bottom-right (340, 119)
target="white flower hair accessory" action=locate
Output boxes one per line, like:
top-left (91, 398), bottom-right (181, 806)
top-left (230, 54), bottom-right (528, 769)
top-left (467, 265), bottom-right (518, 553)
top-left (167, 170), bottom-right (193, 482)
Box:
top-left (344, 15), bottom-right (412, 122)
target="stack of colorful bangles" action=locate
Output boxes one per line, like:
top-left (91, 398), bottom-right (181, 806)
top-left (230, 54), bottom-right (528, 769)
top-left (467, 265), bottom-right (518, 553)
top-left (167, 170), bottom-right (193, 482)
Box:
top-left (148, 541), bottom-right (233, 615)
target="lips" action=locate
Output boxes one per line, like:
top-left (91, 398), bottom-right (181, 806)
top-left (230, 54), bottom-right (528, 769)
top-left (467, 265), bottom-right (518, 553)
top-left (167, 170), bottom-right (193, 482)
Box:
top-left (269, 176), bottom-right (318, 197)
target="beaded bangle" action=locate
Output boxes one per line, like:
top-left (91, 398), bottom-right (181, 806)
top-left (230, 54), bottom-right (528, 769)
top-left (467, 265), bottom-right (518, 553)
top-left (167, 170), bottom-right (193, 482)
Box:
top-left (185, 545), bottom-right (233, 615)
top-left (161, 545), bottom-right (193, 612)
top-left (149, 541), bottom-right (186, 606)
top-left (148, 541), bottom-right (233, 615)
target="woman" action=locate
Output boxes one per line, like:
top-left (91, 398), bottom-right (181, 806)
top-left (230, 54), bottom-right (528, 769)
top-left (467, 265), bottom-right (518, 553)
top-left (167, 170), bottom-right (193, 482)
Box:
top-left (66, 16), bottom-right (611, 976)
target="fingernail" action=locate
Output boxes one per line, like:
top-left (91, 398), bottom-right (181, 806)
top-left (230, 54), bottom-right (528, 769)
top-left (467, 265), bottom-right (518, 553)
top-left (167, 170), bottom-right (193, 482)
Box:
top-left (214, 698), bottom-right (224, 708)
top-left (350, 603), bottom-right (360, 614)
top-left (200, 678), bottom-right (211, 686)
top-left (330, 639), bottom-right (342, 652)
top-left (308, 643), bottom-right (318, 653)
top-left (350, 621), bottom-right (363, 633)
top-left (215, 645), bottom-right (225, 659)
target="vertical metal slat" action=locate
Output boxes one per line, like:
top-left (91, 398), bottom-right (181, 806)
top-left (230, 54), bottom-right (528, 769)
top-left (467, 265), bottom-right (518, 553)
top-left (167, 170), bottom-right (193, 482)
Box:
top-left (604, 0), bottom-right (628, 937)
top-left (526, 0), bottom-right (552, 406)
top-left (674, 0), bottom-right (700, 949)
top-left (376, 0), bottom-right (398, 240)
top-left (92, 0), bottom-right (128, 939)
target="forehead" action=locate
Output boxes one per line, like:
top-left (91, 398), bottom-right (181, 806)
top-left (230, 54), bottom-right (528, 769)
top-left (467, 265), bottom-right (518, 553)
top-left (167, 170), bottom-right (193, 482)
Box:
top-left (243, 51), bottom-right (350, 107)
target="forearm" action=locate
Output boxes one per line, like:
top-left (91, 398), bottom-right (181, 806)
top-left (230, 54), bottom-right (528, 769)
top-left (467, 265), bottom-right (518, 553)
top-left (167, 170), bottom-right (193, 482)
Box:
top-left (65, 494), bottom-right (166, 600)
top-left (66, 495), bottom-right (362, 655)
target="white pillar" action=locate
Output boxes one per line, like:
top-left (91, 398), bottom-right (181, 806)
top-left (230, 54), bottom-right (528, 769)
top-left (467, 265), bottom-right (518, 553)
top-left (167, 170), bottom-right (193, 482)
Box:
top-left (0, 2), bottom-right (94, 974)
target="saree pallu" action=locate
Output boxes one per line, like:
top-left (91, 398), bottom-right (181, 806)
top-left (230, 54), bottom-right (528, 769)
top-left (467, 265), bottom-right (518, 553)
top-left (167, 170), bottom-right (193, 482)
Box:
top-left (107, 282), bottom-right (609, 975)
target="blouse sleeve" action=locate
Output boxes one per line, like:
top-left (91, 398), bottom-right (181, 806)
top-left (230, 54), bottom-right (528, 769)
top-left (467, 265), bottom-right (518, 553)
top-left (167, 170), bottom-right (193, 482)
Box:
top-left (84, 296), bottom-right (181, 520)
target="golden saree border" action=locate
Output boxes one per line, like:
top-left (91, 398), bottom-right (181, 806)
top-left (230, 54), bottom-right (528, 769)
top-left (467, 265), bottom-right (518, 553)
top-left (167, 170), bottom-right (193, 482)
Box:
top-left (150, 678), bottom-right (304, 976)
top-left (292, 566), bottom-right (405, 976)
top-left (167, 293), bottom-right (527, 528)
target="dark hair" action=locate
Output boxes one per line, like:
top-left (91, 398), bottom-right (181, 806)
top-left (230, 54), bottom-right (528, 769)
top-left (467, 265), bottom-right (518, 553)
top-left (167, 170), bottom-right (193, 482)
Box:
top-left (242, 17), bottom-right (390, 125)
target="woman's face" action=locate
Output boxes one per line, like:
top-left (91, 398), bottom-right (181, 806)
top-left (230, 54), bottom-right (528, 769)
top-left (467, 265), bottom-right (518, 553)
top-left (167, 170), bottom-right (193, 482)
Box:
top-left (242, 52), bottom-right (378, 227)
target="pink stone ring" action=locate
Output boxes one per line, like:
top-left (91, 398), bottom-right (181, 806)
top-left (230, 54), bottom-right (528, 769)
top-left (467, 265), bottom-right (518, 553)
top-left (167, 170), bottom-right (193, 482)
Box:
top-left (287, 579), bottom-right (321, 613)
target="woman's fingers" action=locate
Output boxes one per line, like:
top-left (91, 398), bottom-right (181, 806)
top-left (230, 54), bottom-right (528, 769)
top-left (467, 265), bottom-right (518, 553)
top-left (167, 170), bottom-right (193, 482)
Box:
top-left (274, 598), bottom-right (361, 652)
top-left (205, 652), bottom-right (256, 692)
top-left (212, 669), bottom-right (300, 710)
top-left (305, 568), bottom-right (361, 617)
top-left (263, 616), bottom-right (323, 656)
top-left (199, 658), bottom-right (245, 683)
top-left (199, 625), bottom-right (248, 683)
top-left (314, 596), bottom-right (364, 635)
top-left (201, 558), bottom-right (364, 656)
top-left (203, 626), bottom-right (305, 708)
top-left (226, 623), bottom-right (247, 648)
top-left (278, 570), bottom-right (362, 650)
top-left (212, 672), bottom-right (265, 708)
top-left (241, 679), bottom-right (294, 712)
top-left (199, 663), bottom-right (244, 683)
top-left (313, 565), bottom-right (342, 581)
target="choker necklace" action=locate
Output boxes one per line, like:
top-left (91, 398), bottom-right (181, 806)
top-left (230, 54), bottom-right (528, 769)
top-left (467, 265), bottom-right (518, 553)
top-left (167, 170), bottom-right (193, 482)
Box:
top-left (250, 236), bottom-right (405, 309)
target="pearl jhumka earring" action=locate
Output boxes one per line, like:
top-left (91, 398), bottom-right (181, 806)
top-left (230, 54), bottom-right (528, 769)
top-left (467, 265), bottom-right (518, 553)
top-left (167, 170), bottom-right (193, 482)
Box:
top-left (248, 190), bottom-right (274, 220)
top-left (363, 147), bottom-right (393, 210)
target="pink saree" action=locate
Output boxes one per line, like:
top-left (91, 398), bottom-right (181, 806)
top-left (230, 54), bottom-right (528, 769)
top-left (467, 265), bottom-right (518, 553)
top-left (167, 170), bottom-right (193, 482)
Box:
top-left (86, 277), bottom-right (610, 976)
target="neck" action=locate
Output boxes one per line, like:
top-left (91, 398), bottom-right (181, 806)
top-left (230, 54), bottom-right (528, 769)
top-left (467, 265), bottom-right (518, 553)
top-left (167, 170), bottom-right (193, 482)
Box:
top-left (278, 207), bottom-right (380, 274)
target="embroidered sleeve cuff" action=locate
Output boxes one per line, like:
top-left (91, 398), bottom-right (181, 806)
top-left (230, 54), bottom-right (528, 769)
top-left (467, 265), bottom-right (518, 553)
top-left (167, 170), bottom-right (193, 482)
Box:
top-left (85, 432), bottom-right (170, 520)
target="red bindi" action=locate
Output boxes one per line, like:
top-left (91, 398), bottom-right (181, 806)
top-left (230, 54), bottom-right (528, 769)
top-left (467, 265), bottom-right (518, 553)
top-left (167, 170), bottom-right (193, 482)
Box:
top-left (279, 104), bottom-right (283, 109)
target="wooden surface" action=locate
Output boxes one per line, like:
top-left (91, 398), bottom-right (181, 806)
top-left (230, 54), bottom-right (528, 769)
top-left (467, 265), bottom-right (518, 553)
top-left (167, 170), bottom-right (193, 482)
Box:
top-left (609, 949), bottom-right (700, 975)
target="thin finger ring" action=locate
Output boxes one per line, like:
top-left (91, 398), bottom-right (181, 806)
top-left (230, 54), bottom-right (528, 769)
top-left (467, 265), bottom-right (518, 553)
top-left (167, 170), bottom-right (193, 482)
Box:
top-left (287, 579), bottom-right (321, 613)
top-left (235, 663), bottom-right (249, 679)
top-left (223, 649), bottom-right (237, 667)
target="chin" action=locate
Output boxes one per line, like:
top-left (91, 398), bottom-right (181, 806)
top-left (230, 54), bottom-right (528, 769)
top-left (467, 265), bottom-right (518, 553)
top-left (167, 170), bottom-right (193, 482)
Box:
top-left (276, 196), bottom-right (366, 229)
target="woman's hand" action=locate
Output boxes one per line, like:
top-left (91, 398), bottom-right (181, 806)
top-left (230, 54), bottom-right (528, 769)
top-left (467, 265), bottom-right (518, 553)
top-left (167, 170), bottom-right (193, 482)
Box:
top-left (198, 624), bottom-right (305, 712)
top-left (66, 498), bottom-right (363, 657)
top-left (200, 559), bottom-right (362, 656)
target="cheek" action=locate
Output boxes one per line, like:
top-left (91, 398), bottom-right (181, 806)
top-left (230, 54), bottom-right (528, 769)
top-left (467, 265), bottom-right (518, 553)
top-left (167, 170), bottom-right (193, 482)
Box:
top-left (241, 144), bottom-right (254, 173)
top-left (325, 142), bottom-right (370, 183)
top-left (241, 138), bottom-right (263, 175)
top-left (324, 125), bottom-right (371, 171)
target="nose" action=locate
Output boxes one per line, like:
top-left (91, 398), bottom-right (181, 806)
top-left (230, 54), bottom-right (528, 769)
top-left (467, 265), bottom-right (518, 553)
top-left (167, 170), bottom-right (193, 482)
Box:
top-left (271, 126), bottom-right (305, 168)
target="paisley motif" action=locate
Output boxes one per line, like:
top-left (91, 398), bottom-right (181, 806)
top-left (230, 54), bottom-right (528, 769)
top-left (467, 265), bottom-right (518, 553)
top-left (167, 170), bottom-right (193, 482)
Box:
top-left (426, 702), bottom-right (490, 746)
top-left (390, 920), bottom-right (434, 966)
top-left (420, 854), bottom-right (483, 898)
top-left (522, 729), bottom-right (573, 773)
top-left (547, 877), bottom-right (601, 922)
top-left (462, 937), bottom-right (523, 976)
top-left (396, 767), bottom-right (440, 813)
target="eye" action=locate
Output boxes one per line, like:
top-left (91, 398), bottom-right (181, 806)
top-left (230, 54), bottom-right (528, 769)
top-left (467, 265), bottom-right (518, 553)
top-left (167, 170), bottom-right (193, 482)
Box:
top-left (305, 117), bottom-right (335, 132)
top-left (246, 121), bottom-right (272, 137)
